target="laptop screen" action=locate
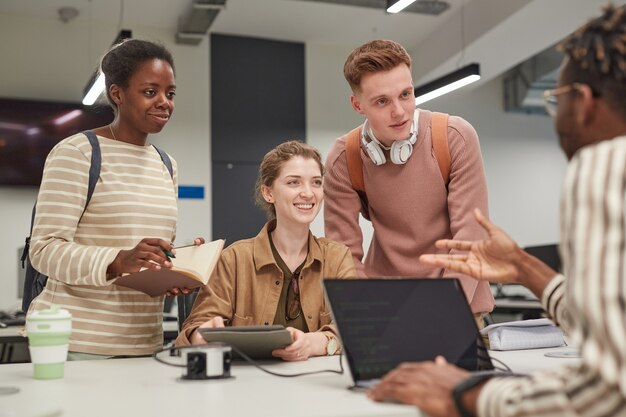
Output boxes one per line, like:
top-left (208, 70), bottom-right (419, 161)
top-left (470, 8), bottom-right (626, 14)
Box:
top-left (324, 278), bottom-right (493, 383)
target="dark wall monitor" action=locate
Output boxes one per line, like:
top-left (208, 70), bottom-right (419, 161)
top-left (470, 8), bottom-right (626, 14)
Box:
top-left (0, 97), bottom-right (113, 186)
top-left (524, 244), bottom-right (561, 272)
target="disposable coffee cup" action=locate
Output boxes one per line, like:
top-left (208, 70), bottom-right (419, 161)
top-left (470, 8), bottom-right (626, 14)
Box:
top-left (26, 305), bottom-right (72, 380)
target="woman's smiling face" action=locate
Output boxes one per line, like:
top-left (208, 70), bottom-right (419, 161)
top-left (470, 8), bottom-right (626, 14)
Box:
top-left (262, 156), bottom-right (323, 228)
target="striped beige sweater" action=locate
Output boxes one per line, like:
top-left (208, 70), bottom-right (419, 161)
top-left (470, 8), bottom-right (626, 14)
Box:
top-left (29, 133), bottom-right (178, 356)
top-left (479, 136), bottom-right (626, 416)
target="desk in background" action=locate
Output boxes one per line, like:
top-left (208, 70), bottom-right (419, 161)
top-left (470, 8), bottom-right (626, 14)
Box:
top-left (0, 321), bottom-right (180, 364)
top-left (0, 327), bottom-right (27, 363)
top-left (491, 284), bottom-right (544, 322)
top-left (0, 327), bottom-right (25, 344)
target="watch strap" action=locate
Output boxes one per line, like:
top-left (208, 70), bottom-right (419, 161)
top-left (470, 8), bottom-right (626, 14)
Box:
top-left (452, 372), bottom-right (494, 417)
top-left (324, 333), bottom-right (339, 355)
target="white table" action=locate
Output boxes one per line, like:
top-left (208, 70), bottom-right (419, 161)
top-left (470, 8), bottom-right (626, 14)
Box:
top-left (0, 327), bottom-right (25, 344)
top-left (0, 344), bottom-right (582, 417)
top-left (0, 355), bottom-right (419, 417)
top-left (489, 342), bottom-right (580, 374)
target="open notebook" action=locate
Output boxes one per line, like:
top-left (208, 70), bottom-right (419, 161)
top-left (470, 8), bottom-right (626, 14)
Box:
top-left (324, 278), bottom-right (494, 389)
top-left (115, 239), bottom-right (225, 296)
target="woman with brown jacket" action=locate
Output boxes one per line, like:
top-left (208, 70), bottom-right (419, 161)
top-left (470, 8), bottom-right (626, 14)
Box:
top-left (176, 141), bottom-right (356, 361)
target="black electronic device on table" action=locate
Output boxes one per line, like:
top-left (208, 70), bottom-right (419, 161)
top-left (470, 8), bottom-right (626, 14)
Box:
top-left (324, 278), bottom-right (494, 389)
top-left (198, 325), bottom-right (292, 359)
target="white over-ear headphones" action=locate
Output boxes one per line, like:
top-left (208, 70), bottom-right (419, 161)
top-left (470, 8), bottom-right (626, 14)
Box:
top-left (360, 113), bottom-right (418, 165)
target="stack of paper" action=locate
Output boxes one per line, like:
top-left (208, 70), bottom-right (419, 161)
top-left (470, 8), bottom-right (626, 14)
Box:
top-left (480, 318), bottom-right (566, 351)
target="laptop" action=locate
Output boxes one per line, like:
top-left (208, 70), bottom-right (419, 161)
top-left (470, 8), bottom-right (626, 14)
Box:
top-left (323, 278), bottom-right (494, 389)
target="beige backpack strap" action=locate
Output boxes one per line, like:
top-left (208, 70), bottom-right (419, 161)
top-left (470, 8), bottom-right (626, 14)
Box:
top-left (431, 112), bottom-right (451, 185)
top-left (345, 126), bottom-right (365, 193)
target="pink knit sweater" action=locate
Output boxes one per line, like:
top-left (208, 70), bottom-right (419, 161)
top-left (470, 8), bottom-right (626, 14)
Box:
top-left (324, 109), bottom-right (494, 313)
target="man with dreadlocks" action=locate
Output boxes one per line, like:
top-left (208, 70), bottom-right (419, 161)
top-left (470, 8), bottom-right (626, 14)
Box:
top-left (368, 4), bottom-right (626, 417)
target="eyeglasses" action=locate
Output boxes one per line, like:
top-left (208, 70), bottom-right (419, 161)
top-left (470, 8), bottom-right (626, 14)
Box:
top-left (543, 82), bottom-right (602, 117)
top-left (285, 272), bottom-right (302, 321)
top-left (542, 83), bottom-right (583, 117)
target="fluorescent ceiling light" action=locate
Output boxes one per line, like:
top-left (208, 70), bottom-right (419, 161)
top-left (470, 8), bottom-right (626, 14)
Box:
top-left (387, 0), bottom-right (418, 13)
top-left (83, 72), bottom-right (104, 106)
top-left (82, 74), bottom-right (105, 106)
top-left (53, 109), bottom-right (83, 125)
top-left (414, 63), bottom-right (481, 105)
top-left (0, 121), bottom-right (28, 131)
top-left (192, 3), bottom-right (226, 9)
top-left (82, 29), bottom-right (132, 106)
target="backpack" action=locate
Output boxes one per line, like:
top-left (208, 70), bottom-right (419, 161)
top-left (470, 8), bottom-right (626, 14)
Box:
top-left (345, 111), bottom-right (451, 218)
top-left (20, 130), bottom-right (174, 312)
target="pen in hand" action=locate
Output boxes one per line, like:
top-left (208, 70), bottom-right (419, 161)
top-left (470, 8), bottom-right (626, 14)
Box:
top-left (162, 242), bottom-right (200, 259)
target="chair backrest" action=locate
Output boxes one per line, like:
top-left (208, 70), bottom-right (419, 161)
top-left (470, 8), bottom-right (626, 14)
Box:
top-left (523, 244), bottom-right (561, 272)
top-left (176, 292), bottom-right (198, 332)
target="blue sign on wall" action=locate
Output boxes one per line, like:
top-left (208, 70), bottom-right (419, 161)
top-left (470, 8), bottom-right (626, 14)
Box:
top-left (178, 185), bottom-right (205, 200)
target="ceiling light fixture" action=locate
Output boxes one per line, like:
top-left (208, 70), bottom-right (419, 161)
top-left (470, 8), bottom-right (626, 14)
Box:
top-left (412, 0), bottom-right (479, 105)
top-left (414, 63), bottom-right (480, 105)
top-left (386, 0), bottom-right (418, 13)
top-left (82, 29), bottom-right (132, 105)
top-left (414, 63), bottom-right (480, 106)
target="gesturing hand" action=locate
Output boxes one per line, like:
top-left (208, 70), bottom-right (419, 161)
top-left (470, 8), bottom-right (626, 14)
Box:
top-left (419, 209), bottom-right (522, 284)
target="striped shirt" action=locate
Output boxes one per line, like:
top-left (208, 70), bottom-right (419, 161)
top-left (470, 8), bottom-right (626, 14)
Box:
top-left (29, 133), bottom-right (178, 356)
top-left (478, 136), bottom-right (626, 416)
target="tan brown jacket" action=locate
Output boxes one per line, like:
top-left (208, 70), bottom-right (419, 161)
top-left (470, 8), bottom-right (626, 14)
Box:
top-left (176, 222), bottom-right (357, 345)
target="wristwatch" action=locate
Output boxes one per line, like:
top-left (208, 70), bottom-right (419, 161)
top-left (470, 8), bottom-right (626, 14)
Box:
top-left (452, 372), bottom-right (493, 417)
top-left (324, 334), bottom-right (339, 356)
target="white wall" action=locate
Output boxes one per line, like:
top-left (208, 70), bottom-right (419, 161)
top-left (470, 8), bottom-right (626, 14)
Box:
top-left (0, 13), bottom-right (211, 309)
top-left (0, 15), bottom-right (565, 310)
top-left (305, 42), bottom-right (364, 238)
top-left (425, 78), bottom-right (566, 247)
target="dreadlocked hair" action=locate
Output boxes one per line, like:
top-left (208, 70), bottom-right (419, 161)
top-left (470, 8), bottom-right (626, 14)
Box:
top-left (558, 4), bottom-right (626, 117)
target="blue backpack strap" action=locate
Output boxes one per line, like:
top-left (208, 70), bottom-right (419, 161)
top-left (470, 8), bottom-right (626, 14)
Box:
top-left (152, 145), bottom-right (173, 179)
top-left (21, 131), bottom-right (102, 311)
top-left (82, 130), bottom-right (101, 208)
top-left (21, 204), bottom-right (37, 266)
top-left (22, 131), bottom-right (101, 267)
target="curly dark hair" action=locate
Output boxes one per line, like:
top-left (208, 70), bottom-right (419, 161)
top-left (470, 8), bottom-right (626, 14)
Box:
top-left (99, 39), bottom-right (175, 111)
top-left (559, 4), bottom-right (626, 117)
